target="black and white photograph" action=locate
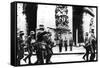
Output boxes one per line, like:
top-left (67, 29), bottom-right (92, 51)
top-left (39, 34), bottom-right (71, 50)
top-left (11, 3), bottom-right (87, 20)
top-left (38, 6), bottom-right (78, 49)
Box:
top-left (11, 1), bottom-right (98, 66)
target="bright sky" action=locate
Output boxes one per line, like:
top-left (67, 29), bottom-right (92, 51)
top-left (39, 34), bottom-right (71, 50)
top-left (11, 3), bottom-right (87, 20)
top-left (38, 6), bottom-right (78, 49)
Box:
top-left (82, 7), bottom-right (96, 37)
top-left (37, 4), bottom-right (56, 31)
top-left (17, 3), bottom-right (27, 35)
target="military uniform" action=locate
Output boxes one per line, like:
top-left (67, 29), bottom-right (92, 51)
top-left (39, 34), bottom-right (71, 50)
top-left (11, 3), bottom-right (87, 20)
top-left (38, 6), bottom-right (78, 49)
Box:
top-left (64, 40), bottom-right (68, 51)
top-left (69, 39), bottom-right (73, 51)
top-left (17, 32), bottom-right (24, 65)
top-left (59, 39), bottom-right (63, 52)
top-left (45, 39), bottom-right (54, 63)
top-left (34, 29), bottom-right (46, 64)
top-left (23, 31), bottom-right (35, 64)
top-left (23, 36), bottom-right (33, 64)
top-left (89, 34), bottom-right (96, 61)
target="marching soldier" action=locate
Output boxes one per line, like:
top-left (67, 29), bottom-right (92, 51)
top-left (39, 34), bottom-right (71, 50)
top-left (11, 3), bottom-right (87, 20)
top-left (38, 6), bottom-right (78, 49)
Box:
top-left (34, 41), bottom-right (45, 64)
top-left (17, 31), bottom-right (25, 65)
top-left (23, 31), bottom-right (35, 64)
top-left (83, 32), bottom-right (90, 61)
top-left (83, 32), bottom-right (96, 61)
top-left (44, 32), bottom-right (54, 64)
top-left (89, 33), bottom-right (96, 61)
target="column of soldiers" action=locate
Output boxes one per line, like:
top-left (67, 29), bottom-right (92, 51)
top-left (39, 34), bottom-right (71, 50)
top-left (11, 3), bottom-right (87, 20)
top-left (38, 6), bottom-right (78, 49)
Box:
top-left (17, 25), bottom-right (96, 65)
top-left (17, 25), bottom-right (54, 65)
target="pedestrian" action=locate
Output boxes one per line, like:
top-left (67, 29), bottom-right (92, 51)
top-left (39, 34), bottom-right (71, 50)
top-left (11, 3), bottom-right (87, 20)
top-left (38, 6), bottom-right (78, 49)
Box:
top-left (44, 32), bottom-right (54, 63)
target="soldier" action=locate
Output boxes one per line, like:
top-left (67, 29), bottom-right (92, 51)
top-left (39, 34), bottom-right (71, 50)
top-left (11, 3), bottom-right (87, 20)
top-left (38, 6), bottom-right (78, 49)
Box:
top-left (36, 25), bottom-right (45, 42)
top-left (44, 32), bottom-right (54, 64)
top-left (23, 31), bottom-right (35, 64)
top-left (64, 37), bottom-right (68, 51)
top-left (34, 31), bottom-right (50, 64)
top-left (34, 25), bottom-right (46, 64)
top-left (17, 31), bottom-right (25, 65)
top-left (83, 32), bottom-right (90, 61)
top-left (69, 38), bottom-right (73, 51)
top-left (89, 33), bottom-right (96, 61)
top-left (59, 38), bottom-right (63, 52)
top-left (34, 41), bottom-right (45, 64)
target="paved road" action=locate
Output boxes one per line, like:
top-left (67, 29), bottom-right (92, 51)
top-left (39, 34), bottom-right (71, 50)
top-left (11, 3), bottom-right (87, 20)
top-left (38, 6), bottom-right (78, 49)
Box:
top-left (20, 46), bottom-right (97, 65)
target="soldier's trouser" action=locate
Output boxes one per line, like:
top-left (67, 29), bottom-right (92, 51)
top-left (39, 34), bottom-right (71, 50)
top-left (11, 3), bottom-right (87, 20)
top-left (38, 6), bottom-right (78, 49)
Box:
top-left (46, 54), bottom-right (52, 63)
top-left (28, 52), bottom-right (32, 64)
top-left (65, 45), bottom-right (67, 51)
top-left (46, 49), bottom-right (53, 63)
top-left (59, 45), bottom-right (62, 52)
top-left (24, 48), bottom-right (32, 64)
top-left (17, 55), bottom-right (23, 65)
top-left (90, 44), bottom-right (95, 61)
top-left (36, 51), bottom-right (44, 64)
top-left (83, 48), bottom-right (89, 61)
top-left (90, 53), bottom-right (95, 61)
top-left (70, 46), bottom-right (72, 51)
top-left (17, 50), bottom-right (24, 65)
top-left (17, 58), bottom-right (20, 66)
top-left (70, 44), bottom-right (73, 51)
top-left (86, 51), bottom-right (89, 61)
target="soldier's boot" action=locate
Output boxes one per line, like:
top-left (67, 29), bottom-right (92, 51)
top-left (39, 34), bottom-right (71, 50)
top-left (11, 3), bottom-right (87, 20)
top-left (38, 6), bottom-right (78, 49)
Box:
top-left (46, 55), bottom-right (52, 64)
top-left (28, 57), bottom-right (32, 64)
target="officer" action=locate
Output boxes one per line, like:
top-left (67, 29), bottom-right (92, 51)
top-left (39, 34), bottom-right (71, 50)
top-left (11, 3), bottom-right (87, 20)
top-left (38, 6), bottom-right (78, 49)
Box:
top-left (36, 31), bottom-right (53, 64)
top-left (89, 32), bottom-right (96, 61)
